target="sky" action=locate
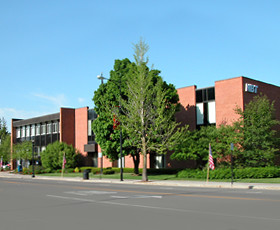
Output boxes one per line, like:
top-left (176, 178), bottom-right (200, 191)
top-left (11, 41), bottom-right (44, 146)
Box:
top-left (1, 0), bottom-right (280, 131)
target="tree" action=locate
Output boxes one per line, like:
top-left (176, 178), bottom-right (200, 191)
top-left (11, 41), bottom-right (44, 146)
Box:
top-left (40, 141), bottom-right (81, 171)
top-left (92, 44), bottom-right (180, 175)
top-left (93, 58), bottom-right (140, 172)
top-left (171, 125), bottom-right (217, 168)
top-left (234, 94), bottom-right (280, 167)
top-left (0, 134), bottom-right (11, 163)
top-left (0, 118), bottom-right (10, 163)
top-left (0, 117), bottom-right (8, 140)
top-left (121, 39), bottom-right (187, 181)
top-left (12, 141), bottom-right (33, 167)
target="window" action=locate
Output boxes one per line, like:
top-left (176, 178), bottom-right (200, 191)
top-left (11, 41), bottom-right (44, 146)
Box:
top-left (21, 127), bottom-right (25, 138)
top-left (196, 90), bottom-right (203, 103)
top-left (207, 88), bottom-right (215, 101)
top-left (47, 123), bottom-right (52, 134)
top-left (196, 103), bottom-right (204, 125)
top-left (52, 122), bottom-right (58, 133)
top-left (208, 101), bottom-right (216, 124)
top-left (36, 124), bottom-right (40, 136)
top-left (88, 120), bottom-right (92, 136)
top-left (31, 125), bottom-right (35, 136)
top-left (26, 126), bottom-right (30, 137)
top-left (16, 128), bottom-right (21, 138)
top-left (41, 124), bottom-right (46, 135)
top-left (196, 87), bottom-right (215, 103)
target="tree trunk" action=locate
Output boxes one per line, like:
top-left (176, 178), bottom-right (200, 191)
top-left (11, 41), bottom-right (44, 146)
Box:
top-left (132, 152), bottom-right (140, 175)
top-left (142, 137), bottom-right (148, 181)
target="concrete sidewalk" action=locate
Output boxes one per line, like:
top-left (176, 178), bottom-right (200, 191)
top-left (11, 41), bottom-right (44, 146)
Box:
top-left (1, 171), bottom-right (280, 190)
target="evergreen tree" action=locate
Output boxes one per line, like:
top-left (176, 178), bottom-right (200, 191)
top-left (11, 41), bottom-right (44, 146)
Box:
top-left (0, 118), bottom-right (10, 163)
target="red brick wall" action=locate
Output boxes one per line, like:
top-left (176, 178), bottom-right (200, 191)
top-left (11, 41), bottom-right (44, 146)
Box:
top-left (216, 76), bottom-right (280, 128)
top-left (215, 77), bottom-right (244, 126)
top-left (60, 108), bottom-right (75, 147)
top-left (242, 77), bottom-right (280, 123)
top-left (97, 144), bottom-right (115, 168)
top-left (75, 107), bottom-right (88, 157)
top-left (176, 85), bottom-right (197, 130)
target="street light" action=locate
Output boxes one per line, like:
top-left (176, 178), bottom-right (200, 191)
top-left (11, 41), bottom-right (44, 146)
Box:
top-left (31, 140), bottom-right (35, 178)
top-left (97, 73), bottom-right (123, 181)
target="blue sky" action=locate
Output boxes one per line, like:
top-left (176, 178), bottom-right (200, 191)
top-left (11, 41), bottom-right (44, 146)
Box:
top-left (1, 0), bottom-right (280, 131)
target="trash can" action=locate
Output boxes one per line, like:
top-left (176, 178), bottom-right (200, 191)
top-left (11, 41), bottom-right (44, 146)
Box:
top-left (17, 165), bottom-right (22, 173)
top-left (83, 169), bottom-right (89, 180)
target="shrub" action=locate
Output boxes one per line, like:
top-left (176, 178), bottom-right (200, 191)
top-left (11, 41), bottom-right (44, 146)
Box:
top-left (103, 169), bottom-right (115, 175)
top-left (177, 167), bottom-right (280, 179)
top-left (40, 141), bottom-right (81, 171)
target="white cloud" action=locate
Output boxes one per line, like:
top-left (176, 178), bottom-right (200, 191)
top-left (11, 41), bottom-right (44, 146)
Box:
top-left (32, 93), bottom-right (68, 107)
top-left (78, 97), bottom-right (85, 104)
top-left (0, 108), bottom-right (45, 132)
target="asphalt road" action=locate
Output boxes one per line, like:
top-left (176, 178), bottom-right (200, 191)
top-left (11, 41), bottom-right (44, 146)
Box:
top-left (1, 177), bottom-right (280, 230)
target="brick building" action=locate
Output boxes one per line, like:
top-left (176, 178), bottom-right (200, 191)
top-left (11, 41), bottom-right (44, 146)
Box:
top-left (11, 107), bottom-right (98, 169)
top-left (11, 76), bottom-right (280, 170)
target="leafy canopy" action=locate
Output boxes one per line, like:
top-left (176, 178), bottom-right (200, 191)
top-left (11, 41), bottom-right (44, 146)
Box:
top-left (92, 42), bottom-right (180, 166)
top-left (41, 141), bottom-right (81, 170)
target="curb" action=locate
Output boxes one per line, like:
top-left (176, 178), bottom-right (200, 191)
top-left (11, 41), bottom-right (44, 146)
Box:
top-left (1, 172), bottom-right (280, 190)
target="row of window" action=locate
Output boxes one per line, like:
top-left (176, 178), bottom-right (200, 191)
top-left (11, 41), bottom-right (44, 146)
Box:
top-left (16, 121), bottom-right (60, 138)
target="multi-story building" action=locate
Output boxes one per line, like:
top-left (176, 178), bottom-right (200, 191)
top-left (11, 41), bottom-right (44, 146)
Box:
top-left (11, 107), bottom-right (98, 169)
top-left (10, 76), bottom-right (280, 170)
top-left (163, 76), bottom-right (280, 168)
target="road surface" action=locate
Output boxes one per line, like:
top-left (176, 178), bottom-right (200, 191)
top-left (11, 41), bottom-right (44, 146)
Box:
top-left (1, 177), bottom-right (280, 230)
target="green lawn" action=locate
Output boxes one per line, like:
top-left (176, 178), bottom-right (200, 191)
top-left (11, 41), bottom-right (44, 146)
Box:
top-left (39, 172), bottom-right (280, 183)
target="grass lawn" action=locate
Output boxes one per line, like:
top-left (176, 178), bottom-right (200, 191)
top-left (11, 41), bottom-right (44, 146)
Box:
top-left (39, 172), bottom-right (280, 183)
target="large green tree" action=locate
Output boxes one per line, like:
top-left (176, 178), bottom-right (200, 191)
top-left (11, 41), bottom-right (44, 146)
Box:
top-left (92, 42), bottom-right (180, 176)
top-left (120, 39), bottom-right (187, 181)
top-left (93, 58), bottom-right (139, 172)
top-left (234, 94), bottom-right (280, 167)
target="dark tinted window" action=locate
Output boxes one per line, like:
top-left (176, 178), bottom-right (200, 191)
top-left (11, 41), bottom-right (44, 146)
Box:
top-left (207, 87), bottom-right (215, 100)
top-left (196, 87), bottom-right (215, 102)
top-left (196, 90), bottom-right (203, 103)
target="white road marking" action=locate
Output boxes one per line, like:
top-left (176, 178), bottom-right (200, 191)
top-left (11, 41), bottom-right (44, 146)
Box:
top-left (47, 194), bottom-right (280, 222)
top-left (111, 196), bottom-right (128, 199)
top-left (65, 191), bottom-right (117, 196)
top-left (110, 195), bottom-right (162, 199)
top-left (131, 195), bottom-right (162, 199)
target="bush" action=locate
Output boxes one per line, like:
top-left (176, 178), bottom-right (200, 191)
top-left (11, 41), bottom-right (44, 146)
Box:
top-left (177, 167), bottom-right (280, 180)
top-left (40, 141), bottom-right (81, 171)
top-left (103, 169), bottom-right (115, 175)
top-left (80, 167), bottom-right (95, 173)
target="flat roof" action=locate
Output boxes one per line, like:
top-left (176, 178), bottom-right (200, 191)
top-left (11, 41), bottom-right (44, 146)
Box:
top-left (13, 112), bottom-right (60, 127)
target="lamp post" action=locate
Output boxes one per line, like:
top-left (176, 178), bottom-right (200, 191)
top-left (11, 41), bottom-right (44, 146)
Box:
top-left (230, 143), bottom-right (234, 185)
top-left (32, 140), bottom-right (35, 178)
top-left (97, 73), bottom-right (123, 181)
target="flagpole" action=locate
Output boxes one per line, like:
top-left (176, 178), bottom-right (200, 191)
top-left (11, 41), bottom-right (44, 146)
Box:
top-left (61, 152), bottom-right (65, 178)
top-left (206, 144), bottom-right (210, 183)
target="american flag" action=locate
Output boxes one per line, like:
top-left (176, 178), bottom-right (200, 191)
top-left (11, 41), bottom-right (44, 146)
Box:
top-left (209, 144), bottom-right (215, 170)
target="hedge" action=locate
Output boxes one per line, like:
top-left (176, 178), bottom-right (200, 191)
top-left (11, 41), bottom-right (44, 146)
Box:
top-left (177, 167), bottom-right (280, 179)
